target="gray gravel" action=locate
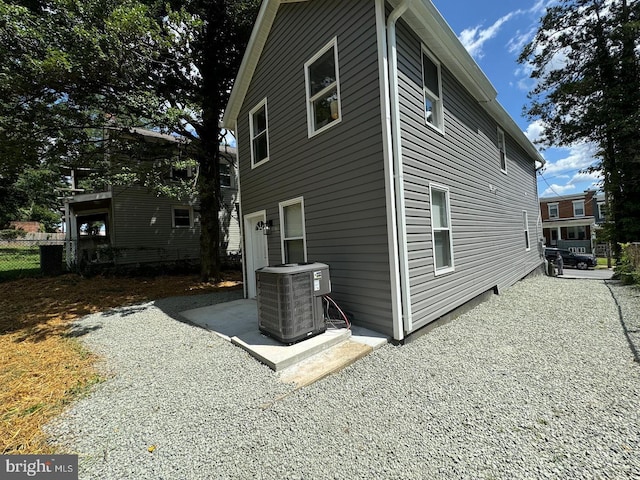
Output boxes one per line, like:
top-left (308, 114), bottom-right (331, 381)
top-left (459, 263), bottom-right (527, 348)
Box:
top-left (47, 275), bottom-right (640, 479)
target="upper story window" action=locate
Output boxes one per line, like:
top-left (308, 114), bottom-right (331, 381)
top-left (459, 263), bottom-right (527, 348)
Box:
top-left (305, 38), bottom-right (341, 137)
top-left (279, 197), bottom-right (307, 264)
top-left (422, 47), bottom-right (444, 132)
top-left (573, 200), bottom-right (585, 217)
top-left (548, 203), bottom-right (559, 219)
top-left (429, 184), bottom-right (454, 275)
top-left (249, 98), bottom-right (269, 168)
top-left (172, 206), bottom-right (193, 228)
top-left (220, 161), bottom-right (232, 188)
top-left (497, 127), bottom-right (507, 173)
top-left (597, 202), bottom-right (606, 219)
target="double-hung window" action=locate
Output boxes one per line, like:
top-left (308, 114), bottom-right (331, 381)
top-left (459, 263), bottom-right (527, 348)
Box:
top-left (305, 38), bottom-right (341, 137)
top-left (429, 184), bottom-right (454, 275)
top-left (172, 206), bottom-right (193, 228)
top-left (497, 127), bottom-right (507, 173)
top-left (249, 98), bottom-right (269, 167)
top-left (280, 197), bottom-right (307, 264)
top-left (573, 200), bottom-right (585, 217)
top-left (548, 203), bottom-right (559, 219)
top-left (220, 161), bottom-right (232, 188)
top-left (422, 48), bottom-right (444, 131)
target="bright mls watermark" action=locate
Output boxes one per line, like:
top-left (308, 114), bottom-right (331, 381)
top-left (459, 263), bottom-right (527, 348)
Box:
top-left (1, 455), bottom-right (78, 479)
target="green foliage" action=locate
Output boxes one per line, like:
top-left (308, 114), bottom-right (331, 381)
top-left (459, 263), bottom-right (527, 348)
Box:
top-left (614, 243), bottom-right (640, 285)
top-left (519, 0), bottom-right (640, 248)
top-left (0, 0), bottom-right (261, 281)
top-left (0, 246), bottom-right (41, 281)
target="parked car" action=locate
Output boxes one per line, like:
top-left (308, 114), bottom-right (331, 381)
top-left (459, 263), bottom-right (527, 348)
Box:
top-left (544, 248), bottom-right (597, 270)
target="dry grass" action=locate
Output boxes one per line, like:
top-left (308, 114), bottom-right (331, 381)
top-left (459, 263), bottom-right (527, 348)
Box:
top-left (0, 272), bottom-right (242, 454)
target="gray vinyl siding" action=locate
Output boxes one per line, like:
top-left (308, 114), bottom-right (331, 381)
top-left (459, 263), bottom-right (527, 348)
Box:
top-left (237, 0), bottom-right (394, 334)
top-left (110, 186), bottom-right (201, 265)
top-left (395, 19), bottom-right (542, 333)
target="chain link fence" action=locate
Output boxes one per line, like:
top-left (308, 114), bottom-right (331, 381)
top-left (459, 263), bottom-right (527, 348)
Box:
top-left (0, 238), bottom-right (68, 282)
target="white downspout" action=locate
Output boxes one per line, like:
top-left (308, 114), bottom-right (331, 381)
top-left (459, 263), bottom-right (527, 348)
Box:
top-left (376, 0), bottom-right (404, 342)
top-left (387, 0), bottom-right (413, 336)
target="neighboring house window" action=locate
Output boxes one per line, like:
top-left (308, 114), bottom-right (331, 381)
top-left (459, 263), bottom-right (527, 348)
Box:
top-left (573, 200), bottom-right (585, 217)
top-left (249, 98), bottom-right (269, 167)
top-left (523, 210), bottom-right (530, 251)
top-left (172, 206), bottom-right (193, 228)
top-left (597, 202), bottom-right (606, 219)
top-left (548, 203), bottom-right (559, 219)
top-left (279, 197), bottom-right (307, 264)
top-left (497, 127), bottom-right (507, 173)
top-left (220, 161), bottom-right (232, 188)
top-left (171, 163), bottom-right (195, 180)
top-left (305, 38), bottom-right (341, 137)
top-left (422, 47), bottom-right (444, 131)
top-left (429, 184), bottom-right (454, 275)
top-left (567, 225), bottom-right (587, 240)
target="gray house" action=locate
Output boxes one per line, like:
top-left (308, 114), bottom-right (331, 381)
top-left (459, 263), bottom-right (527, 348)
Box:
top-left (223, 0), bottom-right (545, 341)
top-left (64, 134), bottom-right (240, 269)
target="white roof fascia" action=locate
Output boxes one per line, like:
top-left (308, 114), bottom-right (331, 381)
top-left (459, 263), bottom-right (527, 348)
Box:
top-left (223, 0), bottom-right (307, 128)
top-left (402, 0), bottom-right (545, 166)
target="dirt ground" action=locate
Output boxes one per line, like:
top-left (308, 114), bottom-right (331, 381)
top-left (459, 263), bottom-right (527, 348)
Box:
top-left (0, 272), bottom-right (242, 454)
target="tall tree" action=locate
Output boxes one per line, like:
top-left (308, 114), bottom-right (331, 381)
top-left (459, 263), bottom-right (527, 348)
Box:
top-left (519, 0), bottom-right (640, 253)
top-left (0, 0), bottom-right (260, 280)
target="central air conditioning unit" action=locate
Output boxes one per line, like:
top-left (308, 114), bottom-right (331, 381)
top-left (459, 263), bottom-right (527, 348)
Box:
top-left (256, 262), bottom-right (331, 344)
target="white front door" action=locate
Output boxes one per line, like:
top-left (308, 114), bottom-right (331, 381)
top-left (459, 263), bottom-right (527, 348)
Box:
top-left (244, 211), bottom-right (269, 298)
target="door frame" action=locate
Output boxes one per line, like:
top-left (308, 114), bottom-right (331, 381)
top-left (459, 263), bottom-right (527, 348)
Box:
top-left (243, 210), bottom-right (268, 299)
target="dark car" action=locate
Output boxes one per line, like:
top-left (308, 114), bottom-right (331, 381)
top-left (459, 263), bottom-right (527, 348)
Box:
top-left (544, 247), bottom-right (597, 270)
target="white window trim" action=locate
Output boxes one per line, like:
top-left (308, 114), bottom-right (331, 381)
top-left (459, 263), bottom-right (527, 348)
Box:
top-left (305, 37), bottom-right (342, 138)
top-left (279, 196), bottom-right (307, 264)
top-left (497, 127), bottom-right (507, 174)
top-left (548, 202), bottom-right (559, 219)
top-left (249, 98), bottom-right (269, 168)
top-left (523, 210), bottom-right (530, 251)
top-left (421, 46), bottom-right (444, 134)
top-left (429, 183), bottom-right (455, 276)
top-left (172, 205), bottom-right (194, 229)
top-left (597, 202), bottom-right (605, 218)
top-left (573, 200), bottom-right (585, 217)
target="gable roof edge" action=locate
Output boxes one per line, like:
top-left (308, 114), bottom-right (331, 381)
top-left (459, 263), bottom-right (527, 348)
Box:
top-left (223, 0), bottom-right (294, 128)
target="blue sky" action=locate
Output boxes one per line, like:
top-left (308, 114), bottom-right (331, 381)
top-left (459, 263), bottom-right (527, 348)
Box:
top-left (431, 0), bottom-right (601, 199)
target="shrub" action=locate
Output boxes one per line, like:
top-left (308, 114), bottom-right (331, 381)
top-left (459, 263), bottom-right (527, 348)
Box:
top-left (613, 243), bottom-right (640, 285)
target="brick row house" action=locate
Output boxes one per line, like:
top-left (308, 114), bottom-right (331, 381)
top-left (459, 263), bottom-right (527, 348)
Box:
top-left (540, 190), bottom-right (601, 254)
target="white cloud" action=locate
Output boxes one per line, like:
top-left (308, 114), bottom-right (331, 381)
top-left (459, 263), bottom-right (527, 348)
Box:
top-left (459, 11), bottom-right (521, 59)
top-left (507, 26), bottom-right (537, 54)
top-left (541, 183), bottom-right (576, 196)
top-left (524, 119), bottom-right (546, 143)
top-left (542, 142), bottom-right (597, 175)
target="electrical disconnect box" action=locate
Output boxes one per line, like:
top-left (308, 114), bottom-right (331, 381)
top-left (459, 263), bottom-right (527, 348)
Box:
top-left (256, 262), bottom-right (330, 344)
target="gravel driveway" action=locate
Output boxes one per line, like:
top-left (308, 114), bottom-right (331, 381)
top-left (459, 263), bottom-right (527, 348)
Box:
top-left (48, 276), bottom-right (640, 479)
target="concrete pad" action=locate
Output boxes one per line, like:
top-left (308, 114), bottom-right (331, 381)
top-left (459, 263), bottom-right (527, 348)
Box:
top-left (350, 324), bottom-right (389, 349)
top-left (179, 299), bottom-right (380, 372)
top-left (180, 299), bottom-right (259, 341)
top-left (231, 328), bottom-right (351, 372)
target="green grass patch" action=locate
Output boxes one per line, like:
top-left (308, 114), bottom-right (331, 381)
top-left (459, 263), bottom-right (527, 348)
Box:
top-left (0, 247), bottom-right (41, 281)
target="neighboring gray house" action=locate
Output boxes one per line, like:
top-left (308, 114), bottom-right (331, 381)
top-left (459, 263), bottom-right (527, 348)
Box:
top-left (64, 133), bottom-right (240, 269)
top-left (223, 0), bottom-right (545, 341)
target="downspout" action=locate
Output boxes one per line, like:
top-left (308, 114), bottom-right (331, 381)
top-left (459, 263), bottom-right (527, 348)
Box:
top-left (376, 0), bottom-right (404, 342)
top-left (387, 0), bottom-right (414, 337)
